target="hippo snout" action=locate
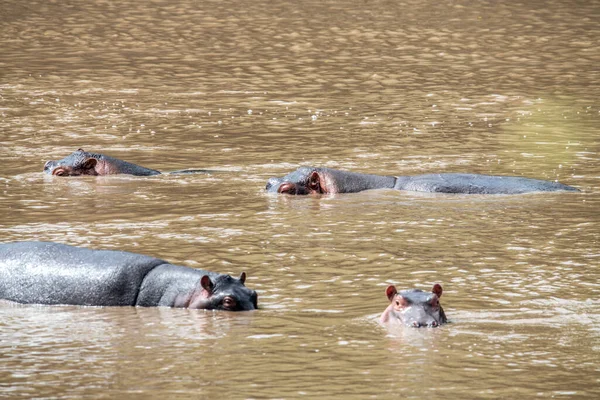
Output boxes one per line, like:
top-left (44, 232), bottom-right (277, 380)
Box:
top-left (43, 160), bottom-right (57, 175)
top-left (266, 179), bottom-right (309, 195)
top-left (251, 290), bottom-right (258, 310)
top-left (410, 319), bottom-right (439, 328)
top-left (266, 177), bottom-right (282, 192)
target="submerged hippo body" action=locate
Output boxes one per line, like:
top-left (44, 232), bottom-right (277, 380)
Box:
top-left (0, 242), bottom-right (258, 311)
top-left (44, 149), bottom-right (210, 176)
top-left (380, 284), bottom-right (447, 328)
top-left (266, 166), bottom-right (579, 195)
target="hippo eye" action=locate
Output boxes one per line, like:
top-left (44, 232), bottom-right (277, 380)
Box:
top-left (53, 169), bottom-right (65, 176)
top-left (222, 297), bottom-right (237, 310)
top-left (395, 297), bottom-right (409, 308)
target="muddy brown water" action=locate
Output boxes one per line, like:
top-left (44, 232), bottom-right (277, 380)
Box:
top-left (1, 0), bottom-right (599, 398)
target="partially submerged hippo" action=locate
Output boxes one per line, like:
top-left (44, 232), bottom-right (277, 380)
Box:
top-left (44, 149), bottom-right (211, 176)
top-left (0, 241), bottom-right (258, 311)
top-left (380, 284), bottom-right (447, 328)
top-left (266, 166), bottom-right (579, 195)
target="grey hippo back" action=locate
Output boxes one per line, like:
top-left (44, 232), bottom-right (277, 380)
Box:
top-left (0, 241), bottom-right (165, 306)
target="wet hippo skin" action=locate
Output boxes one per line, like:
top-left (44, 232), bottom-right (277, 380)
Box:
top-left (0, 241), bottom-right (258, 311)
top-left (266, 166), bottom-right (580, 195)
top-left (380, 284), bottom-right (447, 328)
top-left (44, 149), bottom-right (212, 176)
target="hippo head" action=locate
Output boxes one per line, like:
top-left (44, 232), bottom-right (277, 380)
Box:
top-left (266, 167), bottom-right (334, 195)
top-left (381, 284), bottom-right (447, 328)
top-left (44, 149), bottom-right (100, 176)
top-left (266, 166), bottom-right (395, 195)
top-left (186, 272), bottom-right (258, 311)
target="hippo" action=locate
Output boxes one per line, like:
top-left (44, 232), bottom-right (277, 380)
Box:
top-left (0, 241), bottom-right (258, 311)
top-left (266, 166), bottom-right (579, 195)
top-left (380, 284), bottom-right (447, 328)
top-left (44, 149), bottom-right (212, 176)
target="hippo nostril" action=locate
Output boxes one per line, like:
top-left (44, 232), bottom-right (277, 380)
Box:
top-left (266, 177), bottom-right (282, 191)
top-left (430, 321), bottom-right (438, 327)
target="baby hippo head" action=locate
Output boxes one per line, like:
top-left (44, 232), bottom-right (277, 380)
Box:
top-left (380, 284), bottom-right (447, 328)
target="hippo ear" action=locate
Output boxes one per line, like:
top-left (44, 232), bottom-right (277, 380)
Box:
top-left (308, 171), bottom-right (322, 192)
top-left (200, 275), bottom-right (214, 293)
top-left (385, 285), bottom-right (398, 302)
top-left (238, 272), bottom-right (246, 285)
top-left (432, 283), bottom-right (443, 298)
top-left (82, 158), bottom-right (97, 170)
top-left (77, 148), bottom-right (85, 152)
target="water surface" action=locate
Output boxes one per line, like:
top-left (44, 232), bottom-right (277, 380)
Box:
top-left (1, 0), bottom-right (599, 398)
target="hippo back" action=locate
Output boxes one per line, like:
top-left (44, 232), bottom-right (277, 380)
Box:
top-left (396, 173), bottom-right (579, 194)
top-left (0, 241), bottom-right (167, 306)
